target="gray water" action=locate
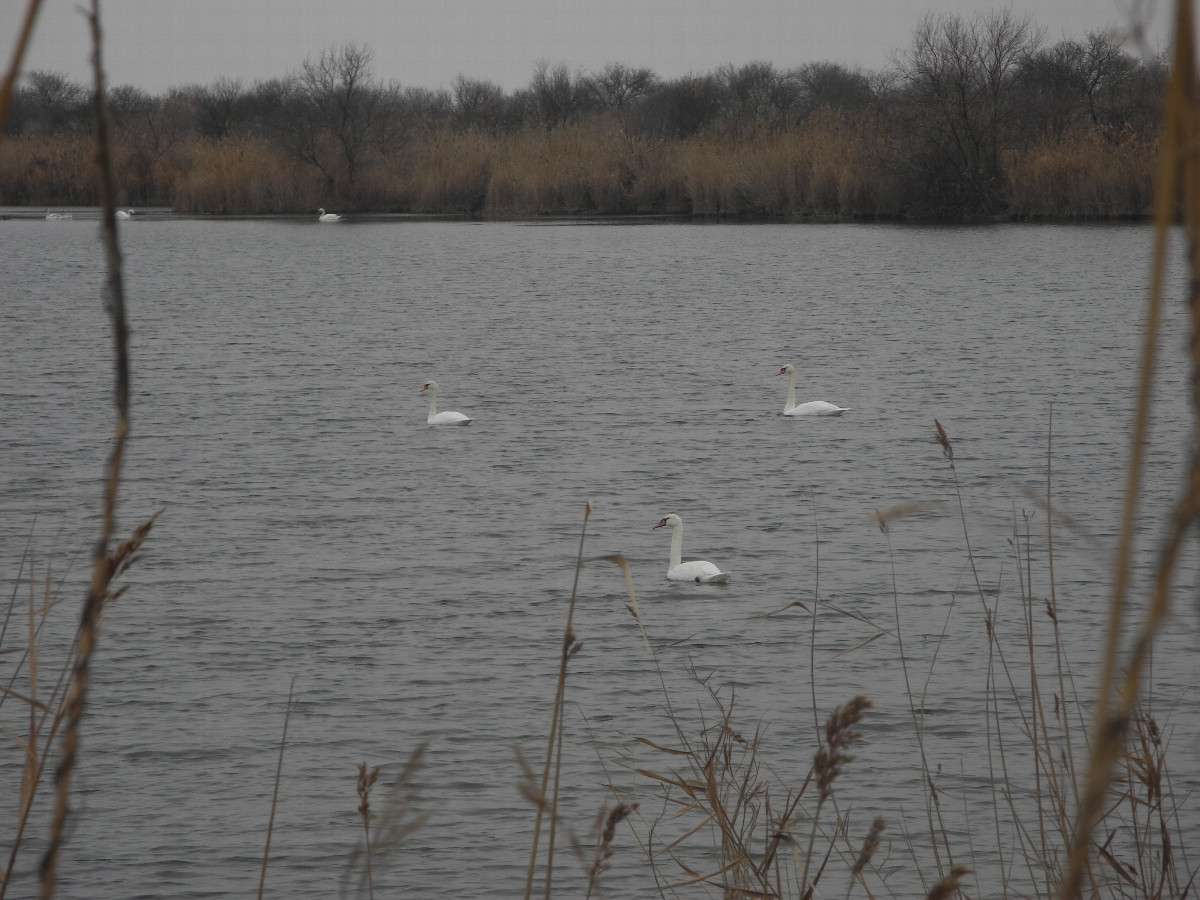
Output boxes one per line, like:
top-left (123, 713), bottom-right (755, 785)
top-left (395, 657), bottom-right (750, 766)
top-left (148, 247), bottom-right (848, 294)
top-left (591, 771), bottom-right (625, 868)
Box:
top-left (2, 215), bottom-right (1198, 898)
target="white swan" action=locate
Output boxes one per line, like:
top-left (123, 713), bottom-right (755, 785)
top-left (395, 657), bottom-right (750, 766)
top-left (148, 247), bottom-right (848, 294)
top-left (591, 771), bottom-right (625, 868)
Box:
top-left (115, 209), bottom-right (134, 219)
top-left (421, 380), bottom-right (473, 426)
top-left (45, 209), bottom-right (71, 220)
top-left (317, 208), bottom-right (342, 222)
top-left (653, 513), bottom-right (729, 583)
top-left (777, 364), bottom-right (850, 416)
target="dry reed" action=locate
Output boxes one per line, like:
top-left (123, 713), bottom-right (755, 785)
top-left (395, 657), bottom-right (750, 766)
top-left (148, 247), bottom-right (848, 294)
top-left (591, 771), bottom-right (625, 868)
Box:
top-left (0, 0), bottom-right (44, 128)
top-left (1, 100), bottom-right (1157, 218)
top-left (256, 679), bottom-right (296, 900)
top-left (522, 501), bottom-right (592, 900)
top-left (1061, 0), bottom-right (1200, 894)
top-left (38, 6), bottom-right (136, 896)
top-left (1005, 131), bottom-right (1158, 219)
top-left (4, 2), bottom-right (1200, 897)
top-left (356, 762), bottom-right (382, 900)
top-left (341, 746), bottom-right (429, 899)
top-left (585, 802), bottom-right (637, 898)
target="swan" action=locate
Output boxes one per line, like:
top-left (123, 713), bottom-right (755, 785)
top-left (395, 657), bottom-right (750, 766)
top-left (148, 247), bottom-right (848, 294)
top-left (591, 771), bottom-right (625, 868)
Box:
top-left (421, 380), bottom-right (473, 426)
top-left (653, 513), bottom-right (729, 583)
top-left (45, 209), bottom-right (71, 220)
top-left (776, 364), bottom-right (850, 416)
top-left (115, 209), bottom-right (134, 219)
top-left (317, 208), bottom-right (342, 222)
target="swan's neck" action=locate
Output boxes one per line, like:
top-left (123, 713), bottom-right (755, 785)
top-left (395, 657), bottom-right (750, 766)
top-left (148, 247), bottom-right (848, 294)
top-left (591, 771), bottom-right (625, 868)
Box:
top-left (669, 523), bottom-right (684, 570)
top-left (425, 387), bottom-right (438, 421)
top-left (785, 368), bottom-right (797, 412)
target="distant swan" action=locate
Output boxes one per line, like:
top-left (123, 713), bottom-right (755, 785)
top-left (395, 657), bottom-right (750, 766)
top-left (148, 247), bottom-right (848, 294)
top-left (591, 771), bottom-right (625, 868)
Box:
top-left (777, 364), bottom-right (850, 416)
top-left (317, 208), bottom-right (342, 222)
top-left (654, 513), bottom-right (729, 583)
top-left (115, 209), bottom-right (134, 219)
top-left (421, 380), bottom-right (473, 426)
top-left (45, 209), bottom-right (71, 220)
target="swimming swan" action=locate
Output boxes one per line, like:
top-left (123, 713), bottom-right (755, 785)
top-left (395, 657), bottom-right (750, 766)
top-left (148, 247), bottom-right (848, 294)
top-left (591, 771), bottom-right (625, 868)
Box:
top-left (421, 380), bottom-right (473, 426)
top-left (653, 513), bottom-right (729, 583)
top-left (317, 208), bottom-right (342, 222)
top-left (115, 209), bottom-right (134, 219)
top-left (777, 364), bottom-right (850, 416)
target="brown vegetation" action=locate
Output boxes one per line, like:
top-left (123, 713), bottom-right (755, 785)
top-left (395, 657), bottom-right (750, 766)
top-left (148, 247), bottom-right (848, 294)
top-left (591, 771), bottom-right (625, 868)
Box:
top-left (3, 0), bottom-right (1200, 896)
top-left (0, 11), bottom-right (1166, 220)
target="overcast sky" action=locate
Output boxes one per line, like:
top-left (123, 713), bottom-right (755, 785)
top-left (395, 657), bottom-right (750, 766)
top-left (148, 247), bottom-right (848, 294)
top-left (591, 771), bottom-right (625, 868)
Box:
top-left (4, 0), bottom-right (1171, 94)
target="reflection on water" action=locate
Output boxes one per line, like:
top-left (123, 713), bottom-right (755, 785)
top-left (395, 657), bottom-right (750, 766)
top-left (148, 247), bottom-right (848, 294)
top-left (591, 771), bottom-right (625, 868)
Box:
top-left (1, 218), bottom-right (1197, 897)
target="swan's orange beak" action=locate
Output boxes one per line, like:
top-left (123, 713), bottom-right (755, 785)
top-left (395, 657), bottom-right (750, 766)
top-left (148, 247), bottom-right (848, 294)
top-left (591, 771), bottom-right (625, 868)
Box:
top-left (653, 518), bottom-right (668, 529)
top-left (776, 368), bottom-right (786, 376)
top-left (420, 384), bottom-right (430, 392)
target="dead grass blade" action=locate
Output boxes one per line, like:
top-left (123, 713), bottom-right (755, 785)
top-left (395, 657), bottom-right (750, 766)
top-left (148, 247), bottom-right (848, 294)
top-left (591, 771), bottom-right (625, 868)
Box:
top-left (588, 554), bottom-right (650, 654)
top-left (1060, 1), bottom-right (1200, 894)
top-left (0, 0), bottom-right (44, 130)
top-left (256, 677), bottom-right (296, 900)
top-left (754, 601), bottom-right (811, 619)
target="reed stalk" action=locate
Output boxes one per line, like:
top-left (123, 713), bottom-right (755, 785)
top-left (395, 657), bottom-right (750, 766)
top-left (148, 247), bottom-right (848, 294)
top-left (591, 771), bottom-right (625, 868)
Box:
top-left (1061, 1), bottom-right (1200, 894)
top-left (355, 763), bottom-right (381, 900)
top-left (522, 501), bottom-right (591, 900)
top-left (38, 4), bottom-right (133, 895)
top-left (0, 0), bottom-right (44, 130)
top-left (256, 679), bottom-right (297, 900)
top-left (0, 550), bottom-right (72, 900)
top-left (340, 746), bottom-right (428, 899)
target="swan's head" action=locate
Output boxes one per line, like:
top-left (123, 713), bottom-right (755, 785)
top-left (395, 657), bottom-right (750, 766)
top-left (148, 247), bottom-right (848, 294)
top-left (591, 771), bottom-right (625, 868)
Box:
top-left (420, 381), bottom-right (438, 393)
top-left (777, 364), bottom-right (794, 376)
top-left (654, 514), bottom-right (682, 530)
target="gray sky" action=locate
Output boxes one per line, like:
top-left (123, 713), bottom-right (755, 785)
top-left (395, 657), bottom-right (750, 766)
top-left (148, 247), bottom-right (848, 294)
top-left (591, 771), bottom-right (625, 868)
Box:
top-left (5, 0), bottom-right (1171, 94)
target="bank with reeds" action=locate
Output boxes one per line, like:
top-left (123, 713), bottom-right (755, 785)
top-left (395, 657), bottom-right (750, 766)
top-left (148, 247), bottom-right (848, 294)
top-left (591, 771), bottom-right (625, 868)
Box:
top-left (1, 9), bottom-right (1164, 220)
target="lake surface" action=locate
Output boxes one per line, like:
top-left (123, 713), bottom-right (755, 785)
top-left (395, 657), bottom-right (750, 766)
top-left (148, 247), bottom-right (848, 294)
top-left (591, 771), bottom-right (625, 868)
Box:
top-left (2, 214), bottom-right (1198, 898)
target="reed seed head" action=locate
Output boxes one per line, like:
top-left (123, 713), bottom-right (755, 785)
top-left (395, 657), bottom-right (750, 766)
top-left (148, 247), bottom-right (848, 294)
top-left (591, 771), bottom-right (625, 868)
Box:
top-left (927, 864), bottom-right (972, 899)
top-left (587, 802), bottom-right (637, 889)
top-left (934, 419), bottom-right (954, 461)
top-left (814, 695), bottom-right (872, 802)
top-left (357, 763), bottom-right (381, 822)
top-left (853, 817), bottom-right (887, 875)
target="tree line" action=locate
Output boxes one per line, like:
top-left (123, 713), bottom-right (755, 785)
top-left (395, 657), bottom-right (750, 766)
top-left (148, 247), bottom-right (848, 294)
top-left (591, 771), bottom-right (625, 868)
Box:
top-left (0, 10), bottom-right (1164, 219)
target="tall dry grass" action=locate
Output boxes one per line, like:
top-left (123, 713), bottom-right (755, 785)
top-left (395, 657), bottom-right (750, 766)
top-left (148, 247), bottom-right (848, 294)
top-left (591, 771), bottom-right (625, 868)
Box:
top-left (0, 107), bottom-right (1157, 219)
top-left (1006, 130), bottom-right (1159, 219)
top-left (0, 133), bottom-right (95, 205)
top-left (173, 138), bottom-right (323, 214)
top-left (4, 0), bottom-right (1200, 896)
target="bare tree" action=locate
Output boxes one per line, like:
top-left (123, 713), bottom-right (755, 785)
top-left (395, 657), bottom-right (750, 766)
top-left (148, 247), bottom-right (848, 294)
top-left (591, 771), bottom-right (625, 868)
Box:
top-left (894, 9), bottom-right (1041, 214)
top-left (1077, 31), bottom-right (1164, 140)
top-left (794, 61), bottom-right (876, 116)
top-left (452, 76), bottom-right (506, 130)
top-left (191, 76), bottom-right (245, 139)
top-left (20, 70), bottom-right (89, 133)
top-left (587, 63), bottom-right (658, 111)
top-left (529, 60), bottom-right (596, 128)
top-left (279, 43), bottom-right (399, 196)
top-left (585, 63), bottom-right (657, 141)
top-left (633, 74), bottom-right (723, 139)
top-left (1012, 40), bottom-right (1092, 140)
top-left (714, 61), bottom-right (802, 132)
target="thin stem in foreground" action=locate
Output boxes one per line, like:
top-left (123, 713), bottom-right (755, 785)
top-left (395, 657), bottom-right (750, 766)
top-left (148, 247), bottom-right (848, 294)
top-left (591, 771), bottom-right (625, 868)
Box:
top-left (39, 3), bottom-right (130, 895)
top-left (257, 678), bottom-right (297, 900)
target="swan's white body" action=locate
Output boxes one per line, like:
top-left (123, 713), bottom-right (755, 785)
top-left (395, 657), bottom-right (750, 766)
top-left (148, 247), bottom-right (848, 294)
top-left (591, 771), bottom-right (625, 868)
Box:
top-left (45, 210), bottom-right (71, 220)
top-left (317, 208), bottom-right (342, 222)
top-left (421, 380), bottom-right (473, 426)
top-left (115, 209), bottom-right (134, 219)
top-left (654, 514), bottom-right (729, 583)
top-left (777, 364), bottom-right (849, 416)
